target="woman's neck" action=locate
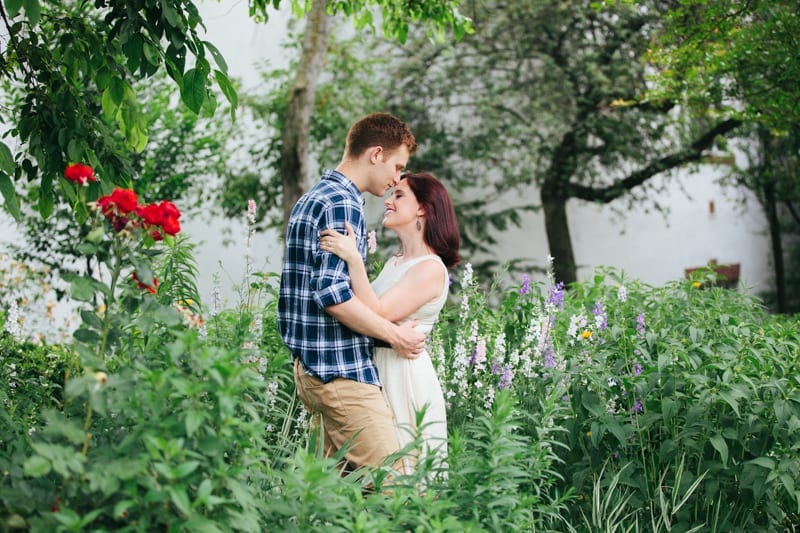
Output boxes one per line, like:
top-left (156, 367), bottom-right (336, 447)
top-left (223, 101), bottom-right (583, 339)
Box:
top-left (396, 230), bottom-right (433, 261)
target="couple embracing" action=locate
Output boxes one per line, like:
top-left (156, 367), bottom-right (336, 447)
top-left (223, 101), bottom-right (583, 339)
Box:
top-left (278, 112), bottom-right (460, 477)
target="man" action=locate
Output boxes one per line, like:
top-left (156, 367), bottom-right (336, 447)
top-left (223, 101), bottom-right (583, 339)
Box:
top-left (278, 112), bottom-right (426, 473)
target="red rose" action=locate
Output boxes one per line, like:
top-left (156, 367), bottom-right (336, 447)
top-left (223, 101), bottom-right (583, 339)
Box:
top-left (135, 203), bottom-right (163, 226)
top-left (136, 200), bottom-right (182, 237)
top-left (158, 200), bottom-right (182, 235)
top-left (161, 215), bottom-right (181, 236)
top-left (64, 163), bottom-right (97, 185)
top-left (109, 188), bottom-right (138, 214)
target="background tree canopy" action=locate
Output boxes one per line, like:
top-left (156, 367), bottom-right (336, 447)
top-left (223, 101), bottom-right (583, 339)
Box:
top-left (646, 0), bottom-right (800, 131)
top-left (358, 0), bottom-right (740, 283)
top-left (0, 0), bottom-right (471, 223)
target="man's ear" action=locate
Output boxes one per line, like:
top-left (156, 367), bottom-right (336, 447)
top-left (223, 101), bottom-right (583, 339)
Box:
top-left (368, 146), bottom-right (383, 164)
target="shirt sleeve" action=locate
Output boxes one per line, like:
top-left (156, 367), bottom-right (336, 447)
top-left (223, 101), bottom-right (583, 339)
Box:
top-left (311, 200), bottom-right (364, 309)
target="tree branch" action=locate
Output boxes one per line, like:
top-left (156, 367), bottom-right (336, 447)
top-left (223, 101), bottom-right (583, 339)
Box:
top-left (567, 118), bottom-right (743, 203)
top-left (784, 200), bottom-right (800, 226)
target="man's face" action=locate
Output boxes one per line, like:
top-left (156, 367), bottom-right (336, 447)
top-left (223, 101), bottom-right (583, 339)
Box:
top-left (368, 145), bottom-right (410, 197)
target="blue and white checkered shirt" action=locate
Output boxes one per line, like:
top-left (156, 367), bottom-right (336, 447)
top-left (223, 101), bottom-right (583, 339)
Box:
top-left (278, 169), bottom-right (380, 386)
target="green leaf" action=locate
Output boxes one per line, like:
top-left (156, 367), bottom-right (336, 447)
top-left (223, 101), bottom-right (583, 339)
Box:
top-left (581, 391), bottom-right (604, 417)
top-left (185, 410), bottom-right (205, 437)
top-left (74, 327), bottom-right (101, 343)
top-left (75, 242), bottom-right (98, 255)
top-left (204, 41), bottom-right (228, 73)
top-left (143, 41), bottom-right (161, 67)
top-left (183, 517), bottom-right (224, 533)
top-left (101, 87), bottom-right (119, 121)
top-left (23, 455), bottom-right (51, 477)
top-left (0, 141), bottom-right (14, 175)
top-left (181, 68), bottom-right (206, 113)
top-left (709, 434), bottom-right (728, 466)
top-left (173, 461), bottom-right (200, 479)
top-left (0, 171), bottom-right (21, 221)
top-left (214, 70), bottom-right (238, 116)
top-left (168, 486), bottom-right (192, 516)
top-left (108, 76), bottom-right (125, 106)
top-left (38, 174), bottom-right (53, 218)
top-left (86, 225), bottom-right (105, 243)
top-left (5, 515), bottom-right (26, 529)
top-left (113, 500), bottom-right (136, 520)
top-left (5, 0), bottom-right (23, 17)
top-left (22, 0), bottom-right (40, 25)
top-left (70, 277), bottom-right (97, 301)
top-left (80, 309), bottom-right (104, 330)
top-left (717, 389), bottom-right (741, 417)
top-left (51, 508), bottom-right (81, 529)
top-left (661, 397), bottom-right (676, 424)
top-left (161, 2), bottom-right (179, 26)
top-left (747, 456), bottom-right (776, 470)
top-left (196, 478), bottom-right (213, 501)
top-left (605, 418), bottom-right (630, 446)
top-left (43, 411), bottom-right (87, 445)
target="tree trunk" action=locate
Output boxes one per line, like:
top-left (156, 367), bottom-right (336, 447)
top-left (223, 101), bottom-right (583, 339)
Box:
top-left (541, 186), bottom-right (577, 285)
top-left (279, 0), bottom-right (332, 233)
top-left (764, 181), bottom-right (787, 312)
top-left (760, 130), bottom-right (787, 313)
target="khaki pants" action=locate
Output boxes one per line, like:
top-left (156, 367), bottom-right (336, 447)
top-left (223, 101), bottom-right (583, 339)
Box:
top-left (293, 359), bottom-right (404, 474)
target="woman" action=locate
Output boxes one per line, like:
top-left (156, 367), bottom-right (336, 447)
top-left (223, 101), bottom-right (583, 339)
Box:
top-left (319, 172), bottom-right (460, 473)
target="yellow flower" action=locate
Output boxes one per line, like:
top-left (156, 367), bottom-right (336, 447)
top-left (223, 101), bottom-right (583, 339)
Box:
top-left (581, 330), bottom-right (592, 339)
top-left (93, 371), bottom-right (108, 385)
top-left (692, 281), bottom-right (701, 288)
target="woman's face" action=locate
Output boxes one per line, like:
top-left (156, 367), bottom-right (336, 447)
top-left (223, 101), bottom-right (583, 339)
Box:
top-left (382, 180), bottom-right (420, 229)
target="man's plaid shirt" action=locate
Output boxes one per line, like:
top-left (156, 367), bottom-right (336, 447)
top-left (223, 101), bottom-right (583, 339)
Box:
top-left (278, 169), bottom-right (381, 386)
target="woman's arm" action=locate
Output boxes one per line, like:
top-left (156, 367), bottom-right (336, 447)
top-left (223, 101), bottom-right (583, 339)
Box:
top-left (320, 224), bottom-right (445, 323)
top-left (320, 223), bottom-right (381, 311)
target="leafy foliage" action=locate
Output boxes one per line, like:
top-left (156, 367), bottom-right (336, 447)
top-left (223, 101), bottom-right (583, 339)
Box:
top-left (352, 0), bottom-right (740, 283)
top-left (7, 72), bottom-right (234, 305)
top-left (0, 0), bottom-right (236, 220)
top-left (647, 0), bottom-right (800, 130)
top-left (4, 216), bottom-right (800, 529)
top-left (249, 0), bottom-right (473, 43)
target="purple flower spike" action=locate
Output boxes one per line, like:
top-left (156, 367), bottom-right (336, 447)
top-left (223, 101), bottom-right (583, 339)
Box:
top-left (593, 301), bottom-right (608, 330)
top-left (498, 364), bottom-right (513, 389)
top-left (519, 274), bottom-right (532, 296)
top-left (636, 313), bottom-right (646, 336)
top-left (548, 282), bottom-right (565, 309)
top-left (631, 398), bottom-right (644, 414)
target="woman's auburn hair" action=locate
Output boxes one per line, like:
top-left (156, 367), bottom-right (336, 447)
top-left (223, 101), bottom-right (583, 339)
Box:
top-left (402, 172), bottom-right (460, 267)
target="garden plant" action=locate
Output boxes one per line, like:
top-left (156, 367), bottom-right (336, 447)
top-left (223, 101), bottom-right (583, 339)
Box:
top-left (1, 165), bottom-right (799, 531)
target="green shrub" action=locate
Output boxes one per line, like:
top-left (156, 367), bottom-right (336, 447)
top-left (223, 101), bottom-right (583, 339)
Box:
top-left (4, 180), bottom-right (800, 531)
top-left (552, 269), bottom-right (800, 530)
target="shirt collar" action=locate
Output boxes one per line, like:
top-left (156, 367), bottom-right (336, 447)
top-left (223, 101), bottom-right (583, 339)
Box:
top-left (322, 169), bottom-right (365, 206)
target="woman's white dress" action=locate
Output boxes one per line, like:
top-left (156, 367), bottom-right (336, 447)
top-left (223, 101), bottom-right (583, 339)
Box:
top-left (372, 254), bottom-right (449, 472)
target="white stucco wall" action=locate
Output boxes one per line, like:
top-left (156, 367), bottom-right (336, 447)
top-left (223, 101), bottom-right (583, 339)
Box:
top-left (486, 169), bottom-right (770, 293)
